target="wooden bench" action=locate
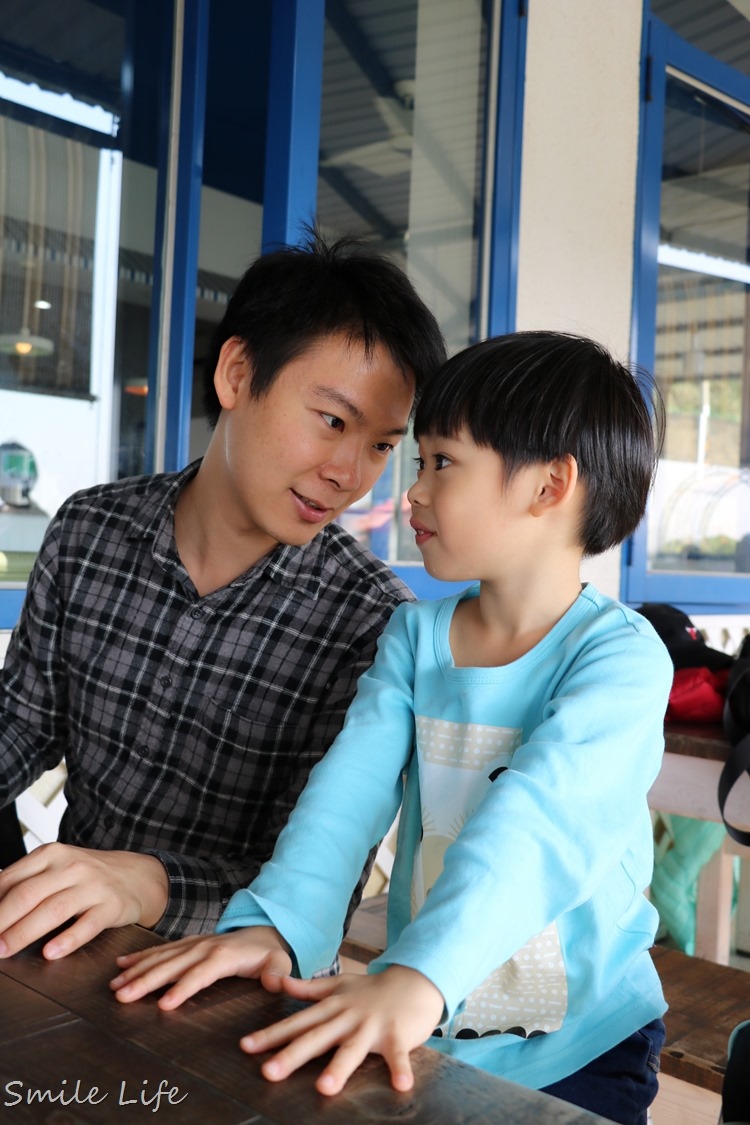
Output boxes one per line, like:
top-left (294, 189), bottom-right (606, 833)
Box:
top-left (342, 896), bottom-right (750, 1125)
top-left (650, 945), bottom-right (750, 1124)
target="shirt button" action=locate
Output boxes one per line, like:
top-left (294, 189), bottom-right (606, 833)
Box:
top-left (161, 674), bottom-right (172, 687)
top-left (190, 607), bottom-right (204, 619)
top-left (103, 815), bottom-right (114, 830)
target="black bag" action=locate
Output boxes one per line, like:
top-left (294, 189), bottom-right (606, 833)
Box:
top-left (721, 1018), bottom-right (750, 1124)
top-left (720, 635), bottom-right (750, 847)
top-left (0, 801), bottom-right (26, 867)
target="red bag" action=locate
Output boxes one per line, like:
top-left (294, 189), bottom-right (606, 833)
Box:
top-left (666, 666), bottom-right (730, 723)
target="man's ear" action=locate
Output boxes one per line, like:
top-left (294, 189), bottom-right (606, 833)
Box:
top-left (214, 337), bottom-right (251, 411)
top-left (530, 454), bottom-right (579, 516)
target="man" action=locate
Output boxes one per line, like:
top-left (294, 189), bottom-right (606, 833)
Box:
top-left (0, 231), bottom-right (446, 960)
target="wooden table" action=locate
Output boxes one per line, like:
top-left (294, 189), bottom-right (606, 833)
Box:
top-left (648, 722), bottom-right (750, 964)
top-left (0, 926), bottom-right (615, 1124)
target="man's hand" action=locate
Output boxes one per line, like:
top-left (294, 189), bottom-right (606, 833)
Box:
top-left (110, 926), bottom-right (293, 1008)
top-left (241, 965), bottom-right (445, 1096)
top-left (0, 843), bottom-right (169, 959)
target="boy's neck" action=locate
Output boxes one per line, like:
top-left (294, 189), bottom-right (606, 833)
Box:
top-left (449, 560), bottom-right (584, 668)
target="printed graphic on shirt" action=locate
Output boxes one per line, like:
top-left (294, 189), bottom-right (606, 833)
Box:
top-left (413, 715), bottom-right (568, 1040)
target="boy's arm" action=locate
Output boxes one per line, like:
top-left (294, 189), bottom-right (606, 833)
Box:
top-left (112, 604), bottom-right (419, 996)
top-left (371, 625), bottom-right (674, 1021)
top-left (213, 604), bottom-right (419, 978)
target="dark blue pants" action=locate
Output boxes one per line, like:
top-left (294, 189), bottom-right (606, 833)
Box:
top-left (540, 1018), bottom-right (665, 1125)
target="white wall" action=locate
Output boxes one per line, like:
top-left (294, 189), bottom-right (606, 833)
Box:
top-left (516, 0), bottom-right (644, 598)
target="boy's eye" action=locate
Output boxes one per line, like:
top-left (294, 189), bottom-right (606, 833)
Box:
top-left (321, 413), bottom-right (344, 431)
top-left (413, 456), bottom-right (425, 472)
top-left (435, 453), bottom-right (451, 470)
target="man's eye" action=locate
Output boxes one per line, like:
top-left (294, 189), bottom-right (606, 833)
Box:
top-left (374, 442), bottom-right (394, 455)
top-left (321, 413), bottom-right (344, 431)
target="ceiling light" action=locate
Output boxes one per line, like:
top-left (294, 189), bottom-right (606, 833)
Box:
top-left (34, 299), bottom-right (52, 310)
top-left (0, 327), bottom-right (54, 357)
top-left (124, 377), bottom-right (149, 396)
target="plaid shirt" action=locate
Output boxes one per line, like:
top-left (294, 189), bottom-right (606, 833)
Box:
top-left (0, 463), bottom-right (412, 937)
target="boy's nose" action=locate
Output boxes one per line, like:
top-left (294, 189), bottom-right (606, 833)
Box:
top-left (407, 478), bottom-right (426, 506)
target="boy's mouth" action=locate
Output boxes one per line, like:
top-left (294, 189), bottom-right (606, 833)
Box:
top-left (409, 517), bottom-right (435, 543)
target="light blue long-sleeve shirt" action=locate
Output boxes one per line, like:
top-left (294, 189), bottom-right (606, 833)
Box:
top-left (218, 584), bottom-right (673, 1089)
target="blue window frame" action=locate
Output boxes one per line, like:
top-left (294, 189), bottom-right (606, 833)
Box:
top-left (0, 0), bottom-right (528, 622)
top-left (627, 15), bottom-right (750, 613)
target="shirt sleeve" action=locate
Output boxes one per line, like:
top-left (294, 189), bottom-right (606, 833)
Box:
top-left (369, 624), bottom-right (673, 1020)
top-left (0, 512), bottom-right (69, 809)
top-left (215, 602), bottom-right (418, 976)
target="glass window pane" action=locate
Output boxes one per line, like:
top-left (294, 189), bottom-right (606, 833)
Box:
top-left (647, 74), bottom-right (750, 576)
top-left (0, 1), bottom-right (165, 586)
top-left (318, 0), bottom-right (488, 564)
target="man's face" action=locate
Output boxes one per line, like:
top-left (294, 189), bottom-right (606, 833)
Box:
top-left (212, 332), bottom-right (415, 558)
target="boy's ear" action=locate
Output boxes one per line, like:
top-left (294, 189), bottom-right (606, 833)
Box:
top-left (530, 454), bottom-right (579, 515)
top-left (214, 337), bottom-right (252, 411)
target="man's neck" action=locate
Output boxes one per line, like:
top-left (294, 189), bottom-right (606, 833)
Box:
top-left (173, 471), bottom-right (277, 597)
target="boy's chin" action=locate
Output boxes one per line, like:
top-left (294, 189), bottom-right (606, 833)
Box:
top-left (422, 559), bottom-right (474, 584)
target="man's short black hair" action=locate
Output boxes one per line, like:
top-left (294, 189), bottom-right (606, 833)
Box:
top-left (203, 229), bottom-right (446, 426)
top-left (413, 330), bottom-right (665, 556)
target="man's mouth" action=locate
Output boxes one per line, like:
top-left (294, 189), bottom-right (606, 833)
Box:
top-left (291, 490), bottom-right (332, 523)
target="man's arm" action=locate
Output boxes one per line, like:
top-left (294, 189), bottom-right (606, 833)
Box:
top-left (0, 609), bottom-right (401, 958)
top-left (0, 505), bottom-right (168, 959)
top-left (0, 515), bottom-right (70, 813)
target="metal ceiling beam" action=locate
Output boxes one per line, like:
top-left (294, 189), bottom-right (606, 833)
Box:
top-left (0, 37), bottom-right (120, 110)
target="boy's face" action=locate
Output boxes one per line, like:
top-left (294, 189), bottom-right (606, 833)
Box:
top-left (407, 428), bottom-right (544, 582)
top-left (211, 333), bottom-right (414, 558)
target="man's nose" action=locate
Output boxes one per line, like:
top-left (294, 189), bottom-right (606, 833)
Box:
top-left (323, 443), bottom-right (363, 492)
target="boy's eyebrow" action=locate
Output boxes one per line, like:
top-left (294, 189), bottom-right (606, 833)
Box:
top-left (314, 385), bottom-right (409, 436)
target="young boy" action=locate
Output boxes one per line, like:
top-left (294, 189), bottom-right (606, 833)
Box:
top-left (111, 331), bottom-right (673, 1125)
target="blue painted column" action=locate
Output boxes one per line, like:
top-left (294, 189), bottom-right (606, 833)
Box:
top-left (162, 0), bottom-right (210, 472)
top-left (486, 0), bottom-right (528, 338)
top-left (262, 0), bottom-right (326, 252)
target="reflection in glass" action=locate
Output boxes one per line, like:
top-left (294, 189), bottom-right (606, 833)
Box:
top-left (319, 0), bottom-right (488, 563)
top-left (651, 0), bottom-right (750, 80)
top-left (648, 74), bottom-right (750, 575)
top-left (0, 64), bottom-right (122, 583)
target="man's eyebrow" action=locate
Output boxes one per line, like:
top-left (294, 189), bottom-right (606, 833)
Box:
top-left (314, 385), bottom-right (409, 436)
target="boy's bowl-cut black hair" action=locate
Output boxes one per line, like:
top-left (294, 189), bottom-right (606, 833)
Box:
top-left (202, 228), bottom-right (447, 427)
top-left (413, 330), bottom-right (665, 557)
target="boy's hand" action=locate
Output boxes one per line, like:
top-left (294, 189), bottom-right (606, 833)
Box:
top-left (241, 964), bottom-right (444, 1096)
top-left (110, 926), bottom-right (292, 1008)
top-left (0, 844), bottom-right (169, 960)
